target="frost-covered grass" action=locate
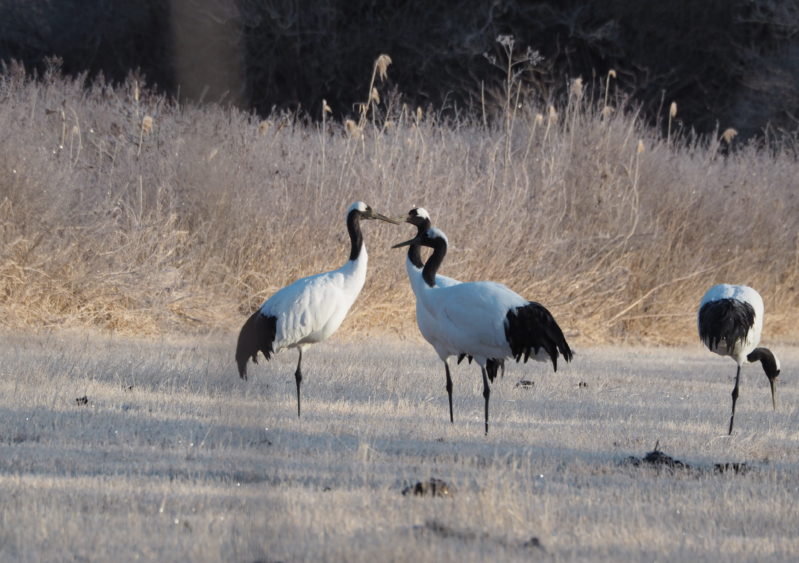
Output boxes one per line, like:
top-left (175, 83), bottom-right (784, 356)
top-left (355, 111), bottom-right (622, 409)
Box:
top-left (1, 331), bottom-right (797, 561)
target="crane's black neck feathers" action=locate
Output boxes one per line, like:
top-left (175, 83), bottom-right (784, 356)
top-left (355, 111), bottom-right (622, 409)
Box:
top-left (407, 218), bottom-right (432, 269)
top-left (747, 347), bottom-right (780, 379)
top-left (347, 209), bottom-right (364, 261)
top-left (235, 311), bottom-right (277, 379)
top-left (698, 298), bottom-right (755, 350)
top-left (421, 235), bottom-right (447, 287)
top-left (505, 302), bottom-right (573, 371)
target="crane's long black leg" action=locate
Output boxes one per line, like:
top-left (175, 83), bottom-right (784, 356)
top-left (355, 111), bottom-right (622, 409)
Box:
top-left (295, 348), bottom-right (303, 418)
top-left (728, 364), bottom-right (741, 435)
top-left (444, 360), bottom-right (454, 424)
top-left (481, 366), bottom-right (491, 435)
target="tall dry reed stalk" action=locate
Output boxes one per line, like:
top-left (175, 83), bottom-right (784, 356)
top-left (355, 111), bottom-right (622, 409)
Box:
top-left (0, 63), bottom-right (796, 343)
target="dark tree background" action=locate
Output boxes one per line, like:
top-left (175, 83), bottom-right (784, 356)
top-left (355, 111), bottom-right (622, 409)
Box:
top-left (2, 0), bottom-right (798, 139)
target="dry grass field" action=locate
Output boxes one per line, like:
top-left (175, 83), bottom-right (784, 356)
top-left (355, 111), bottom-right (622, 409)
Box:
top-left (1, 59), bottom-right (798, 561)
top-left (0, 331), bottom-right (797, 562)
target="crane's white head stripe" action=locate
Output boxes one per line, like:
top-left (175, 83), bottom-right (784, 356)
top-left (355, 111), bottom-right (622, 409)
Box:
top-left (348, 201), bottom-right (368, 214)
top-left (411, 207), bottom-right (430, 220)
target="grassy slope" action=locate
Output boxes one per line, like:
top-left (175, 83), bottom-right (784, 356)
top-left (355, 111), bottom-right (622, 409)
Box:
top-left (0, 68), bottom-right (797, 343)
top-left (1, 332), bottom-right (798, 561)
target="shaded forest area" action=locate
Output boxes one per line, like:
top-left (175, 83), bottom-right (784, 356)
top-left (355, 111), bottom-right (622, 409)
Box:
top-left (1, 0), bottom-right (799, 139)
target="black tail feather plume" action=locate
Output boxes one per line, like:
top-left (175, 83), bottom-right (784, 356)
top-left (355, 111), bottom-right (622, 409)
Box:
top-left (235, 311), bottom-right (277, 379)
top-left (698, 298), bottom-right (755, 351)
top-left (505, 302), bottom-right (573, 371)
top-left (486, 359), bottom-right (502, 382)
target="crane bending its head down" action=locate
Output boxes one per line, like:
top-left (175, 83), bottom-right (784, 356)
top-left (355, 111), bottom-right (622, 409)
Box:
top-left (698, 283), bottom-right (780, 434)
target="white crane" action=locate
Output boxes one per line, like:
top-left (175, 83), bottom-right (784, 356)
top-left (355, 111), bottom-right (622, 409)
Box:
top-left (236, 201), bottom-right (398, 417)
top-left (394, 225), bottom-right (573, 434)
top-left (401, 208), bottom-right (502, 424)
top-left (698, 284), bottom-right (780, 434)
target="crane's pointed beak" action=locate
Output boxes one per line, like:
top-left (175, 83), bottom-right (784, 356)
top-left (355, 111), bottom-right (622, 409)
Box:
top-left (392, 233), bottom-right (422, 249)
top-left (368, 211), bottom-right (401, 224)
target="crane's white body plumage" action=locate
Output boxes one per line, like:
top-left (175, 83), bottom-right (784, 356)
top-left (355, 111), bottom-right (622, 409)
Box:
top-left (406, 252), bottom-right (459, 346)
top-left (263, 255), bottom-right (366, 352)
top-left (416, 279), bottom-right (528, 364)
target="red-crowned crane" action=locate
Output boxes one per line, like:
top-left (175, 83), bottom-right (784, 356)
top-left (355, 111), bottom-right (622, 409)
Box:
top-left (236, 201), bottom-right (398, 417)
top-left (401, 208), bottom-right (502, 424)
top-left (698, 284), bottom-right (780, 434)
top-left (394, 225), bottom-right (573, 434)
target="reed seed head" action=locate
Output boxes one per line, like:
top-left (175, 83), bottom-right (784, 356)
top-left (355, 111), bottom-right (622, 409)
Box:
top-left (534, 113), bottom-right (544, 126)
top-left (322, 99), bottom-right (332, 114)
top-left (370, 88), bottom-right (380, 104)
top-left (601, 106), bottom-right (614, 118)
top-left (669, 102), bottom-right (678, 118)
top-left (142, 115), bottom-right (154, 134)
top-left (496, 35), bottom-right (515, 50)
top-left (548, 105), bottom-right (558, 123)
top-left (375, 54), bottom-right (392, 82)
top-left (345, 119), bottom-right (362, 139)
top-left (608, 69), bottom-right (617, 79)
top-left (571, 77), bottom-right (583, 97)
top-left (258, 120), bottom-right (271, 135)
top-left (637, 139), bottom-right (645, 154)
top-left (721, 128), bottom-right (738, 144)
top-left (416, 107), bottom-right (423, 122)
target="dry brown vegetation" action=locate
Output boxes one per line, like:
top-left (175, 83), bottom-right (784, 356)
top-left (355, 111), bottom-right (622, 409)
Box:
top-left (0, 61), bottom-right (797, 343)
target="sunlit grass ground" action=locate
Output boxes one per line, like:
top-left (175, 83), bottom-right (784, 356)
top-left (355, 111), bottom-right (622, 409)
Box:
top-left (1, 331), bottom-right (797, 561)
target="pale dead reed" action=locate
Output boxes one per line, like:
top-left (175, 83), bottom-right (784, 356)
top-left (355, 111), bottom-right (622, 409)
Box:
top-left (0, 67), bottom-right (796, 343)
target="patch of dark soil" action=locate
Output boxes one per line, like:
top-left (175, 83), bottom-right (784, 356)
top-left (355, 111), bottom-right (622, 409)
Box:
top-left (10, 433), bottom-right (40, 444)
top-left (75, 396), bottom-right (88, 406)
top-left (625, 442), bottom-right (751, 475)
top-left (625, 442), bottom-right (691, 470)
top-left (515, 380), bottom-right (534, 388)
top-left (402, 478), bottom-right (454, 498)
top-left (578, 381), bottom-right (588, 388)
top-left (522, 536), bottom-right (546, 550)
top-left (642, 448), bottom-right (690, 469)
